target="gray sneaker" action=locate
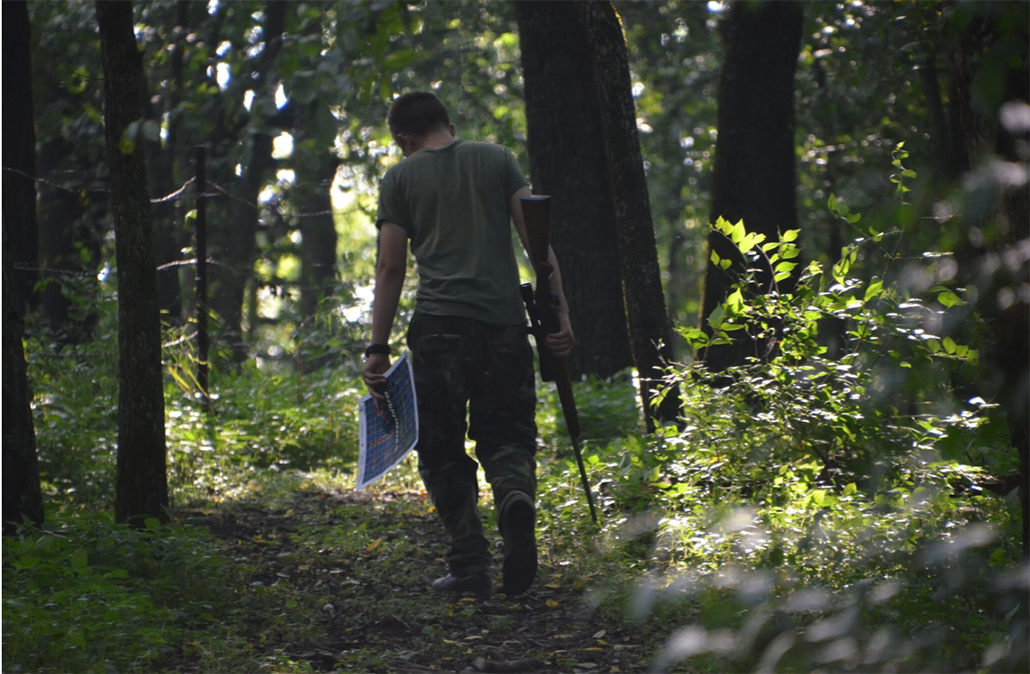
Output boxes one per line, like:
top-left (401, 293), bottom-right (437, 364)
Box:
top-left (499, 491), bottom-right (537, 595)
top-left (431, 571), bottom-right (491, 598)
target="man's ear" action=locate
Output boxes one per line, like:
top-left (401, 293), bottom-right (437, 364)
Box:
top-left (449, 124), bottom-right (456, 137)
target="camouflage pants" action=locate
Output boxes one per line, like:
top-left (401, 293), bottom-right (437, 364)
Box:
top-left (407, 312), bottom-right (537, 576)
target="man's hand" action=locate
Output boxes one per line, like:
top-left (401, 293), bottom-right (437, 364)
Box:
top-left (545, 313), bottom-right (575, 359)
top-left (362, 353), bottom-right (391, 407)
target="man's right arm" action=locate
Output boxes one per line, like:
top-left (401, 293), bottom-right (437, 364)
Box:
top-left (363, 221), bottom-right (408, 401)
top-left (510, 187), bottom-right (575, 358)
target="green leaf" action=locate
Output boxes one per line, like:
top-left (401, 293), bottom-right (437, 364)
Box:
top-left (730, 219), bottom-right (746, 244)
top-left (144, 517), bottom-right (162, 531)
top-left (781, 229), bottom-right (800, 242)
top-left (708, 305), bottom-right (726, 329)
top-left (843, 483), bottom-right (857, 496)
top-left (70, 548), bottom-right (88, 571)
top-left (726, 289), bottom-right (745, 314)
top-left (937, 290), bottom-right (962, 307)
top-left (383, 49), bottom-right (418, 70)
top-left (943, 337), bottom-right (957, 354)
top-left (710, 250), bottom-right (721, 265)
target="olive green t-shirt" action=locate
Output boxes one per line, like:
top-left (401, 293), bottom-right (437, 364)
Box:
top-left (375, 140), bottom-right (529, 325)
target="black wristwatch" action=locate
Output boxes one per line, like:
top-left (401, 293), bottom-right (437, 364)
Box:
top-left (364, 343), bottom-right (391, 359)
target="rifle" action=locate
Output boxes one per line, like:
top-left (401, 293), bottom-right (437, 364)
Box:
top-left (520, 195), bottom-right (599, 525)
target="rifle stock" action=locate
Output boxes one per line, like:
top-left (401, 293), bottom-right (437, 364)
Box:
top-left (520, 195), bottom-right (597, 524)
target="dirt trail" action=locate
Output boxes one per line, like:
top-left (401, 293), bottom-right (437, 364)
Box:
top-left (191, 486), bottom-right (650, 673)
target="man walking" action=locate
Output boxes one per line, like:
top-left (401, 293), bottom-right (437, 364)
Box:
top-left (362, 91), bottom-right (574, 597)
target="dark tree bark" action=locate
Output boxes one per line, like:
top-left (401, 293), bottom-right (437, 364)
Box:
top-left (211, 0), bottom-right (287, 364)
top-left (575, 1), bottom-right (680, 430)
top-left (3, 209), bottom-right (45, 535)
top-left (514, 0), bottom-right (634, 382)
top-left (296, 157), bottom-right (339, 319)
top-left (145, 0), bottom-right (192, 323)
top-left (96, 0), bottom-right (170, 525)
top-left (35, 135), bottom-right (102, 344)
top-left (2, 3), bottom-right (47, 533)
top-left (947, 8), bottom-right (1029, 556)
top-left (700, 0), bottom-right (804, 373)
top-left (3, 0), bottom-right (39, 317)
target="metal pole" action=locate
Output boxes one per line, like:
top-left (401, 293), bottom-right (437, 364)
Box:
top-left (195, 146), bottom-right (209, 401)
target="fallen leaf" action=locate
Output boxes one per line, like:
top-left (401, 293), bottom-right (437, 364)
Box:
top-left (582, 647), bottom-right (603, 652)
top-left (298, 565), bottom-right (311, 571)
top-left (366, 538), bottom-right (382, 552)
top-left (546, 599), bottom-right (560, 608)
top-left (592, 630), bottom-right (606, 639)
top-left (464, 635), bottom-right (482, 641)
top-left (546, 584), bottom-right (560, 589)
top-left (597, 640), bottom-right (611, 646)
top-left (557, 634), bottom-right (573, 639)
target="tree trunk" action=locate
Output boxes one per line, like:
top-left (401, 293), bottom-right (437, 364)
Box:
top-left (3, 0), bottom-right (39, 317)
top-left (96, 0), bottom-right (170, 525)
top-left (701, 0), bottom-right (804, 373)
top-left (514, 0), bottom-right (633, 382)
top-left (297, 163), bottom-right (339, 318)
top-left (575, 0), bottom-right (680, 430)
top-left (211, 0), bottom-right (287, 364)
top-left (3, 196), bottom-right (45, 536)
top-left (947, 7), bottom-right (1029, 556)
top-left (145, 1), bottom-right (191, 324)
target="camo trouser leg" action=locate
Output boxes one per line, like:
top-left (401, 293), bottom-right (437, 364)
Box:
top-left (408, 313), bottom-right (538, 577)
top-left (468, 324), bottom-right (538, 510)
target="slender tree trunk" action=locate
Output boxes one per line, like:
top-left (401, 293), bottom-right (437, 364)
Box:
top-left (297, 160), bottom-right (339, 318)
top-left (514, 0), bottom-right (634, 382)
top-left (701, 0), bottom-right (804, 373)
top-left (947, 9), bottom-right (1029, 556)
top-left (145, 1), bottom-right (191, 324)
top-left (96, 0), bottom-right (170, 525)
top-left (3, 188), bottom-right (45, 537)
top-left (2, 2), bottom-right (47, 533)
top-left (3, 0), bottom-right (39, 317)
top-left (211, 0), bottom-right (287, 364)
top-left (576, 0), bottom-right (680, 430)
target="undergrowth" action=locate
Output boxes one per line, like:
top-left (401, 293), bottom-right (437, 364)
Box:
top-left (7, 154), bottom-right (1028, 672)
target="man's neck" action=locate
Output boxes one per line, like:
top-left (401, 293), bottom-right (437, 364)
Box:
top-left (415, 131), bottom-right (457, 152)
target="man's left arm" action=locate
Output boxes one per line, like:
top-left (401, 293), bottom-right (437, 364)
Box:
top-left (363, 221), bottom-right (408, 401)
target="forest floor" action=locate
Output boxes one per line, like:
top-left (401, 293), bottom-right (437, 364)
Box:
top-left (181, 479), bottom-right (654, 673)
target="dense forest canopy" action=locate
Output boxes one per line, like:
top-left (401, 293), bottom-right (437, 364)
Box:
top-left (3, 1), bottom-right (1028, 672)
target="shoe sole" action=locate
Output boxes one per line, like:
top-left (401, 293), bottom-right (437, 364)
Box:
top-left (502, 499), bottom-right (537, 596)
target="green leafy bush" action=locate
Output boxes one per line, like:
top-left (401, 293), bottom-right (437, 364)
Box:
top-left (3, 515), bottom-right (231, 673)
top-left (571, 205), bottom-right (1027, 672)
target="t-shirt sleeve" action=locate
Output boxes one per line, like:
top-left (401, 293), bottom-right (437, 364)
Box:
top-left (375, 170), bottom-right (411, 235)
top-left (502, 148), bottom-right (530, 199)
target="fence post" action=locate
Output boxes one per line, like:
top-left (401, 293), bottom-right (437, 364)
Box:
top-left (195, 146), bottom-right (210, 402)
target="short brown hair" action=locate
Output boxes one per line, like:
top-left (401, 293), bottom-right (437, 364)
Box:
top-left (387, 91), bottom-right (450, 137)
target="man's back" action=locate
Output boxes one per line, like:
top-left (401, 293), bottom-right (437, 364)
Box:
top-left (376, 140), bottom-right (528, 324)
